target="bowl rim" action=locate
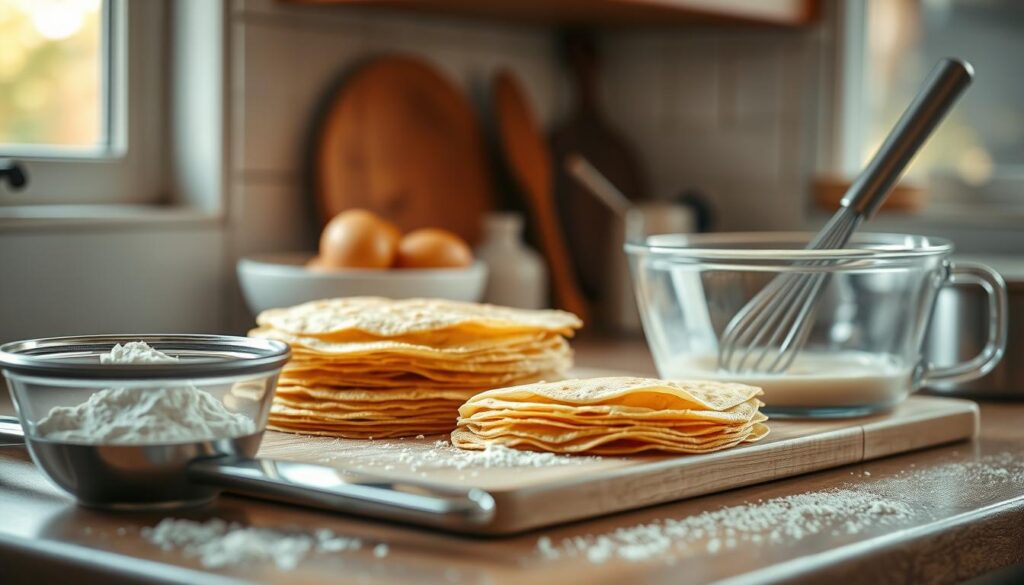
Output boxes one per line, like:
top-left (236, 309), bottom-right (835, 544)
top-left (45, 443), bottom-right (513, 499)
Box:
top-left (238, 253), bottom-right (487, 279)
top-left (0, 334), bottom-right (291, 380)
top-left (625, 231), bottom-right (954, 261)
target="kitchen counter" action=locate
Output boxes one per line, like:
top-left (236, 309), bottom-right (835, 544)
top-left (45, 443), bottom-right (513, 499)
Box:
top-left (2, 338), bottom-right (1024, 585)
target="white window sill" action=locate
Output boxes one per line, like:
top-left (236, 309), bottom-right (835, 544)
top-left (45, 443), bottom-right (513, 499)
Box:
top-left (0, 205), bottom-right (223, 232)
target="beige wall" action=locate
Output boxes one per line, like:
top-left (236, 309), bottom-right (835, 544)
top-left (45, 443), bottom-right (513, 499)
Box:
top-left (0, 222), bottom-right (225, 340)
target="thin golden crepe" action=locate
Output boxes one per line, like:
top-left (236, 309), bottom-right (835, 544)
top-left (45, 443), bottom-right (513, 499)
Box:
top-left (257, 297), bottom-right (581, 340)
top-left (251, 297), bottom-right (582, 438)
top-left (452, 377), bottom-right (769, 455)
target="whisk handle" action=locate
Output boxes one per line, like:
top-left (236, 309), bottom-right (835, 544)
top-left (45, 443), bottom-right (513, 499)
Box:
top-left (841, 58), bottom-right (973, 218)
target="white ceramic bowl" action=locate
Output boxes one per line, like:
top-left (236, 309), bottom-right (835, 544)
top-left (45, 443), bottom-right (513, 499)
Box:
top-left (237, 253), bottom-right (488, 314)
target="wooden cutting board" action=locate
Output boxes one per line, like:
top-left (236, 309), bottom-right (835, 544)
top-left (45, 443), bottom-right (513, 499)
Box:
top-left (257, 394), bottom-right (978, 535)
top-left (313, 55), bottom-right (493, 243)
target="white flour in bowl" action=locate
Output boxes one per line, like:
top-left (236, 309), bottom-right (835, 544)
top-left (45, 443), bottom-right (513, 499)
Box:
top-left (35, 341), bottom-right (254, 444)
top-left (101, 341), bottom-right (181, 364)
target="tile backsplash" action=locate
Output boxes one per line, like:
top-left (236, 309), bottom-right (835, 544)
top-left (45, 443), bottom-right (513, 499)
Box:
top-left (232, 8), bottom-right (560, 178)
top-left (600, 30), bottom-right (820, 231)
top-left (226, 1), bottom-right (822, 327)
top-left (230, 1), bottom-right (561, 247)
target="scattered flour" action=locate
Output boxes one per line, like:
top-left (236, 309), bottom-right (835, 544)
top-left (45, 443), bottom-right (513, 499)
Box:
top-left (316, 439), bottom-right (598, 472)
top-left (862, 452), bottom-right (1024, 499)
top-left (35, 341), bottom-right (254, 444)
top-left (142, 518), bottom-right (367, 570)
top-left (533, 452), bottom-right (1024, 565)
top-left (535, 489), bottom-right (912, 564)
top-left (417, 441), bottom-right (595, 470)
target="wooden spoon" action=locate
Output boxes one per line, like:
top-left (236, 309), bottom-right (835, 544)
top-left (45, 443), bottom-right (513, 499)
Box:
top-left (492, 70), bottom-right (589, 320)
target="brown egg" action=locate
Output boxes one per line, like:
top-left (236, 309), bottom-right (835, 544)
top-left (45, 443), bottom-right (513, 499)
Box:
top-left (319, 210), bottom-right (401, 269)
top-left (395, 228), bottom-right (473, 269)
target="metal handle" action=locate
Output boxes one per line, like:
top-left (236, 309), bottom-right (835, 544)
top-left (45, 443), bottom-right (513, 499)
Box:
top-left (565, 153), bottom-right (632, 217)
top-left (0, 415), bottom-right (24, 443)
top-left (0, 159), bottom-right (28, 191)
top-left (187, 456), bottom-right (496, 531)
top-left (922, 261), bottom-right (1008, 386)
top-left (842, 58), bottom-right (973, 218)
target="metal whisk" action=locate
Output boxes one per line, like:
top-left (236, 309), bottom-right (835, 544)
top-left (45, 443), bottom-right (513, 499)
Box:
top-left (718, 58), bottom-right (974, 374)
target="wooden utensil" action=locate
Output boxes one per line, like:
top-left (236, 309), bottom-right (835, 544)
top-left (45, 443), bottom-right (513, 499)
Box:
top-left (314, 55), bottom-right (493, 243)
top-left (551, 31), bottom-right (647, 303)
top-left (492, 70), bottom-right (589, 320)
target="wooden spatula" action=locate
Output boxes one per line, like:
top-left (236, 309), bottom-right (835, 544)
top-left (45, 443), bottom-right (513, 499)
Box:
top-left (492, 70), bottom-right (589, 321)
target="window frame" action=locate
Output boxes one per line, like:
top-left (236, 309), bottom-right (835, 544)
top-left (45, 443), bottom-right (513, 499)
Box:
top-left (834, 0), bottom-right (868, 178)
top-left (1, 0), bottom-right (166, 206)
top-left (832, 0), bottom-right (1024, 209)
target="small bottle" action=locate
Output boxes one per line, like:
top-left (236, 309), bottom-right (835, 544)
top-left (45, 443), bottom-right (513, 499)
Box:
top-left (475, 213), bottom-right (547, 309)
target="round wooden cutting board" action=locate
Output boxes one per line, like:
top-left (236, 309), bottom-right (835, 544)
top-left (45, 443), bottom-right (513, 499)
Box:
top-left (314, 55), bottom-right (493, 243)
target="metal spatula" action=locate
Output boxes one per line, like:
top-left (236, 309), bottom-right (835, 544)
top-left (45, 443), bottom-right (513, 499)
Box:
top-left (718, 58), bottom-right (974, 374)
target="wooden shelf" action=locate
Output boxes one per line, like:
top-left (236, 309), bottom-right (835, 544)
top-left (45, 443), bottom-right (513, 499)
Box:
top-left (286, 0), bottom-right (819, 27)
top-left (813, 175), bottom-right (928, 213)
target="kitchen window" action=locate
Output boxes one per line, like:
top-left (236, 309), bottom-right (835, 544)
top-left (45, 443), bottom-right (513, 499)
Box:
top-left (838, 0), bottom-right (1024, 213)
top-left (0, 0), bottom-right (165, 206)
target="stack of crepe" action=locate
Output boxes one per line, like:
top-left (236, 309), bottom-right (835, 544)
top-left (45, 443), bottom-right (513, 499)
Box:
top-left (249, 297), bottom-right (582, 438)
top-left (452, 377), bottom-right (768, 455)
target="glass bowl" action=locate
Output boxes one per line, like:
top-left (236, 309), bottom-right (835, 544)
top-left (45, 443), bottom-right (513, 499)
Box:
top-left (0, 334), bottom-right (290, 508)
top-left (626, 232), bottom-right (1007, 417)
